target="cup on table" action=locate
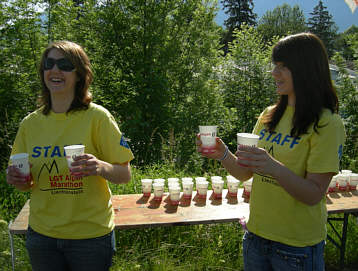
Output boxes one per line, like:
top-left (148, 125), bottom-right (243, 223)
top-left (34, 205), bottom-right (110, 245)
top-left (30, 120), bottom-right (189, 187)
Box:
top-left (227, 176), bottom-right (240, 197)
top-left (212, 179), bottom-right (224, 199)
top-left (199, 125), bottom-right (217, 153)
top-left (169, 185), bottom-right (181, 205)
top-left (336, 174), bottom-right (348, 191)
top-left (243, 178), bottom-right (253, 200)
top-left (168, 178), bottom-right (180, 187)
top-left (327, 177), bottom-right (337, 193)
top-left (141, 179), bottom-right (153, 197)
top-left (349, 173), bottom-right (358, 191)
top-left (196, 180), bottom-right (209, 199)
top-left (237, 133), bottom-right (260, 148)
top-left (154, 178), bottom-right (165, 185)
top-left (195, 177), bottom-right (207, 192)
top-left (9, 153), bottom-right (31, 182)
top-left (182, 180), bottom-right (194, 199)
top-left (64, 145), bottom-right (85, 169)
top-left (153, 182), bottom-right (164, 201)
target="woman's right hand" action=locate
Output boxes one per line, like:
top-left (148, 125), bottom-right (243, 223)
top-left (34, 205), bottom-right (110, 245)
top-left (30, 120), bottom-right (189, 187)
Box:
top-left (6, 165), bottom-right (33, 191)
top-left (196, 134), bottom-right (227, 160)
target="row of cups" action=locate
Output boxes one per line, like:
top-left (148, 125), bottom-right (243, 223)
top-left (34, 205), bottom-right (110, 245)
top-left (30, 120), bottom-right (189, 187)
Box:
top-left (327, 170), bottom-right (358, 193)
top-left (141, 176), bottom-right (244, 205)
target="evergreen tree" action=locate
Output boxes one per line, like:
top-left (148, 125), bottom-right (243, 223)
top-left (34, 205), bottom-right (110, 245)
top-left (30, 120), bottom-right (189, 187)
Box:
top-left (307, 0), bottom-right (338, 56)
top-left (257, 4), bottom-right (307, 43)
top-left (221, 0), bottom-right (257, 54)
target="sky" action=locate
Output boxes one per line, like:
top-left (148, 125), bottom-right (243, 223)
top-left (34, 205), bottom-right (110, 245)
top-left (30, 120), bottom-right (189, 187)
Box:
top-left (216, 0), bottom-right (358, 33)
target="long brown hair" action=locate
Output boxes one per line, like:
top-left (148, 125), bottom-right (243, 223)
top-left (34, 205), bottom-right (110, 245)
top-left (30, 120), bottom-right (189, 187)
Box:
top-left (263, 32), bottom-right (338, 137)
top-left (38, 41), bottom-right (93, 115)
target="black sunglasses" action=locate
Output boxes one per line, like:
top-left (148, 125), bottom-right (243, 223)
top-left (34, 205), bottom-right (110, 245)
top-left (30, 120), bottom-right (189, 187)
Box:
top-left (44, 57), bottom-right (75, 72)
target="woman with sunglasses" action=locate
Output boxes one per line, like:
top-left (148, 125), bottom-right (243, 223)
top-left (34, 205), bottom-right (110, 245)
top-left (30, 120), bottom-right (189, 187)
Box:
top-left (6, 41), bottom-right (134, 271)
top-left (197, 33), bottom-right (345, 270)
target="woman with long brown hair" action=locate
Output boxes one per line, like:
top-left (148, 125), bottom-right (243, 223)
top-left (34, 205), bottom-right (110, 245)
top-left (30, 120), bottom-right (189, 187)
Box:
top-left (197, 33), bottom-right (345, 270)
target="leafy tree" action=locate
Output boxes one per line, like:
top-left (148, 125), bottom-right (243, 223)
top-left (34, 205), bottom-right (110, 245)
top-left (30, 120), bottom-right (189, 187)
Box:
top-left (335, 26), bottom-right (358, 69)
top-left (218, 25), bottom-right (277, 150)
top-left (220, 0), bottom-right (257, 54)
top-left (332, 53), bottom-right (358, 172)
top-left (257, 4), bottom-right (307, 43)
top-left (307, 0), bottom-right (338, 56)
top-left (0, 0), bottom-right (45, 168)
top-left (73, 0), bottom-right (229, 168)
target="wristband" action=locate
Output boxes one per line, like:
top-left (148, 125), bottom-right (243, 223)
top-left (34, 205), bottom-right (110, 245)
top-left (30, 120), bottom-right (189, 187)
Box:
top-left (217, 145), bottom-right (229, 162)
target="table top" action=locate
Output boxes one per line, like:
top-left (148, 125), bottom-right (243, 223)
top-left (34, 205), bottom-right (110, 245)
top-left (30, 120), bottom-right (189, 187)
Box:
top-left (8, 189), bottom-right (358, 234)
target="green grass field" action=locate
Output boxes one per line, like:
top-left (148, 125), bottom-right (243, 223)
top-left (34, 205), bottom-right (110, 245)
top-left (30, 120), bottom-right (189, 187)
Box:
top-left (1, 164), bottom-right (358, 271)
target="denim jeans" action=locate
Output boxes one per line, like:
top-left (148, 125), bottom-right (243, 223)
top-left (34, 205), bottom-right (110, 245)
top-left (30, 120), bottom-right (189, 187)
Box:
top-left (243, 231), bottom-right (325, 271)
top-left (26, 226), bottom-right (116, 271)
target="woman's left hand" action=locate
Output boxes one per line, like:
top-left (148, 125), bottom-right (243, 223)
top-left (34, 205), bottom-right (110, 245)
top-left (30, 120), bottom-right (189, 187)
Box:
top-left (235, 145), bottom-right (281, 177)
top-left (70, 153), bottom-right (104, 177)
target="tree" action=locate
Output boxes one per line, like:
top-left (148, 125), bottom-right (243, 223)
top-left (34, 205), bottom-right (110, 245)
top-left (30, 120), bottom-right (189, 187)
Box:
top-left (307, 0), bottom-right (338, 56)
top-left (221, 0), bottom-right (257, 53)
top-left (257, 4), bottom-right (307, 43)
top-left (334, 25), bottom-right (358, 68)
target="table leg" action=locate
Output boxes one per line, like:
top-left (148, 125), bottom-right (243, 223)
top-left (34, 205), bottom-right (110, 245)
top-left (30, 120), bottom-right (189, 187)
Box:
top-left (340, 213), bottom-right (349, 269)
top-left (8, 220), bottom-right (15, 271)
top-left (326, 213), bottom-right (350, 269)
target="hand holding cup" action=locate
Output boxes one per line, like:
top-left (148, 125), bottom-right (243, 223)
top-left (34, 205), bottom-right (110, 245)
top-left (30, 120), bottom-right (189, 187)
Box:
top-left (196, 135), bottom-right (227, 160)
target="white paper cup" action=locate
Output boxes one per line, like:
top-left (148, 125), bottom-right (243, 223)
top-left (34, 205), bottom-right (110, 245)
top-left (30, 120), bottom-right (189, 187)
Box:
top-left (168, 178), bottom-right (180, 187)
top-left (211, 176), bottom-right (222, 181)
top-left (349, 173), bottom-right (358, 190)
top-left (243, 178), bottom-right (253, 198)
top-left (153, 178), bottom-right (165, 184)
top-left (64, 145), bottom-right (85, 169)
top-left (10, 153), bottom-right (30, 181)
top-left (196, 180), bottom-right (208, 198)
top-left (141, 179), bottom-right (153, 196)
top-left (195, 177), bottom-right (207, 191)
top-left (212, 179), bottom-right (224, 199)
top-left (153, 182), bottom-right (164, 201)
top-left (199, 126), bottom-right (217, 153)
top-left (169, 186), bottom-right (181, 205)
top-left (237, 133), bottom-right (260, 147)
top-left (227, 178), bottom-right (240, 197)
top-left (328, 178), bottom-right (337, 193)
top-left (337, 174), bottom-right (348, 191)
top-left (182, 177), bottom-right (193, 183)
top-left (182, 181), bottom-right (194, 199)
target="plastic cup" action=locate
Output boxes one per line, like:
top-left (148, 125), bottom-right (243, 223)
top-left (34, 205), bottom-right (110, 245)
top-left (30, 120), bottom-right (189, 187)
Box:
top-left (182, 177), bottom-right (193, 183)
top-left (153, 178), bottom-right (165, 185)
top-left (169, 185), bottom-right (181, 205)
top-left (327, 177), bottom-right (337, 193)
top-left (341, 169), bottom-right (352, 175)
top-left (212, 179), bottom-right (224, 199)
top-left (227, 176), bottom-right (240, 197)
top-left (141, 179), bottom-right (153, 197)
top-left (196, 180), bottom-right (209, 199)
top-left (243, 178), bottom-right (253, 199)
top-left (349, 173), bottom-right (358, 190)
top-left (337, 174), bottom-right (348, 191)
top-left (195, 177), bottom-right (206, 191)
top-left (182, 180), bottom-right (194, 199)
top-left (211, 176), bottom-right (223, 182)
top-left (64, 145), bottom-right (85, 169)
top-left (168, 178), bottom-right (180, 187)
top-left (237, 133), bottom-right (260, 148)
top-left (153, 182), bottom-right (164, 201)
top-left (9, 153), bottom-right (31, 182)
top-left (199, 126), bottom-right (217, 153)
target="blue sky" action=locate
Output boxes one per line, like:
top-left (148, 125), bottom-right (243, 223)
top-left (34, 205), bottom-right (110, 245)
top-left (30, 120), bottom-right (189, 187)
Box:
top-left (216, 0), bottom-right (358, 33)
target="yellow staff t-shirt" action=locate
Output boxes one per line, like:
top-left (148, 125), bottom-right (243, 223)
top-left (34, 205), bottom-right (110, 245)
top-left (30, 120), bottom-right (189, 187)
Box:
top-left (11, 103), bottom-right (134, 239)
top-left (247, 105), bottom-right (345, 247)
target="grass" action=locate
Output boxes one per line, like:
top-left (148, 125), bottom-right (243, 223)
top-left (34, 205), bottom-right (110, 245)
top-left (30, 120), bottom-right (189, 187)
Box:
top-left (1, 164), bottom-right (358, 270)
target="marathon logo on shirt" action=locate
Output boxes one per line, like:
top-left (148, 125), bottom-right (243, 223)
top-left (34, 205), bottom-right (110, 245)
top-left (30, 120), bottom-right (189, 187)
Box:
top-left (32, 145), bottom-right (84, 195)
top-left (258, 129), bottom-right (301, 149)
